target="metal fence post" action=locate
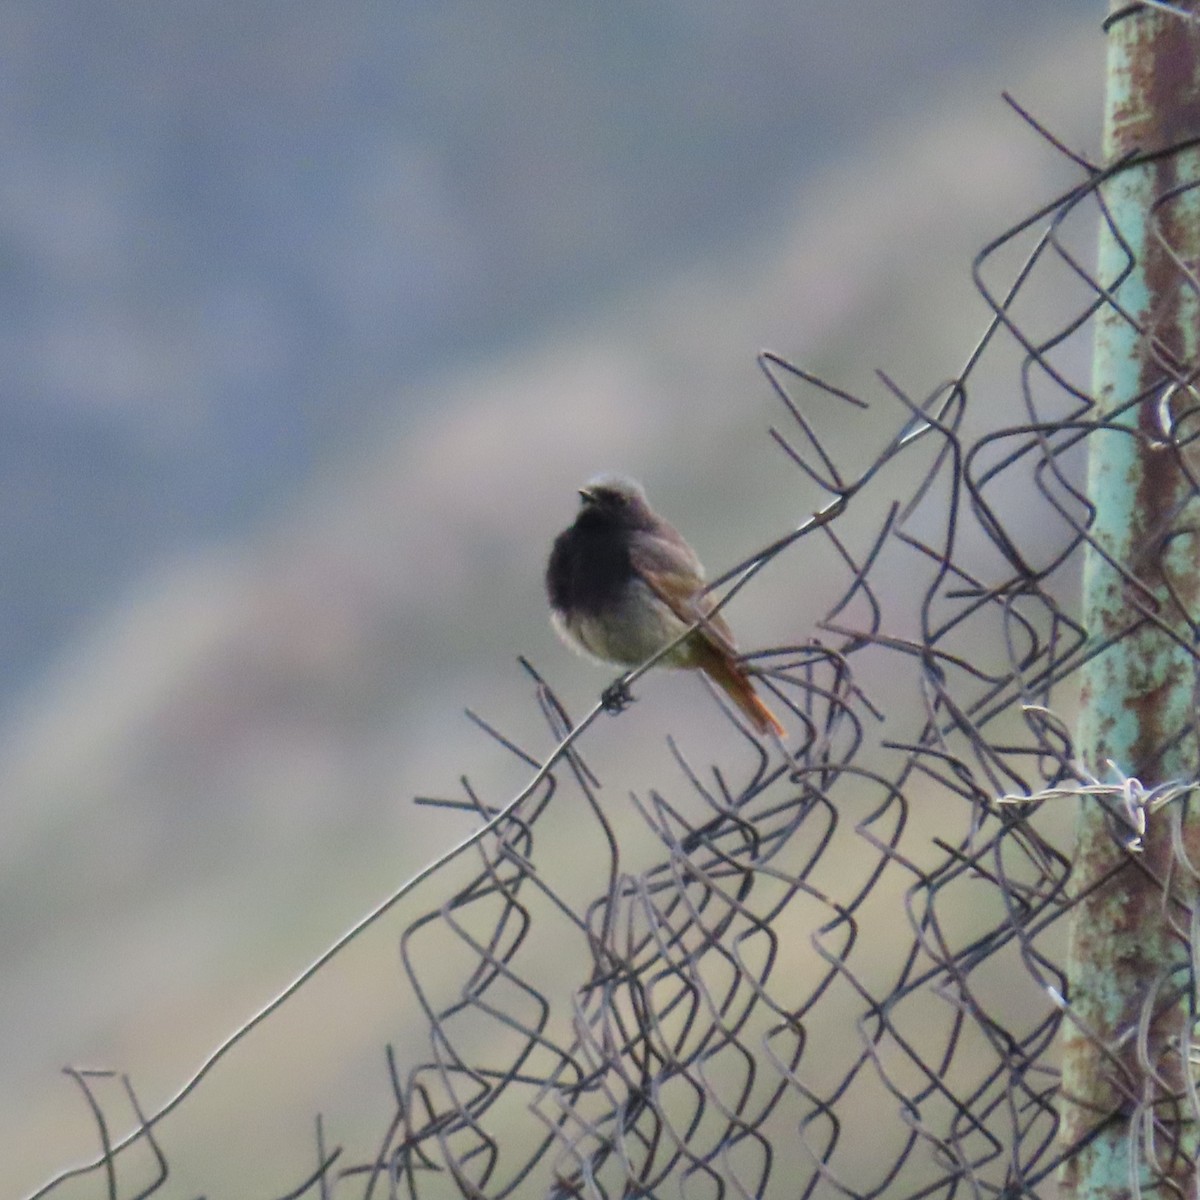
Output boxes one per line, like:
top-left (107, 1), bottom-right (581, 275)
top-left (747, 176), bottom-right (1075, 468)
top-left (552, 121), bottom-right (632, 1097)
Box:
top-left (1063, 4), bottom-right (1200, 1194)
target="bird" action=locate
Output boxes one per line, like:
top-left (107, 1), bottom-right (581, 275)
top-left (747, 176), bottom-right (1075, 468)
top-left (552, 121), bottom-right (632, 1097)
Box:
top-left (545, 475), bottom-right (784, 736)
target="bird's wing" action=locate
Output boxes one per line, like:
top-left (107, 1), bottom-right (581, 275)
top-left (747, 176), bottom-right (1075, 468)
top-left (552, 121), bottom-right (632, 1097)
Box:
top-left (627, 527), bottom-right (704, 578)
top-left (629, 535), bottom-right (738, 654)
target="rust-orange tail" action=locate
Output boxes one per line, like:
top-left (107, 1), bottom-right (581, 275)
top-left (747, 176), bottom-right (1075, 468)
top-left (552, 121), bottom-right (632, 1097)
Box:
top-left (693, 641), bottom-right (784, 737)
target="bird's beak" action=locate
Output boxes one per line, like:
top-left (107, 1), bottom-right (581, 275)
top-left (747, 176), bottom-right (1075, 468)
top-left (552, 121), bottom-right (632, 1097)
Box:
top-left (578, 487), bottom-right (595, 503)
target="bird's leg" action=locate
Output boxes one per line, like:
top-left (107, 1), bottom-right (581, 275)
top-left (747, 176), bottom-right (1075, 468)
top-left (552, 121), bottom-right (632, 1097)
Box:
top-left (601, 674), bottom-right (636, 714)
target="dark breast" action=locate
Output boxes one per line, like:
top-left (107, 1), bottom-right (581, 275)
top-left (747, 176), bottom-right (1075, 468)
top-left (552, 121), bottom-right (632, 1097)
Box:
top-left (546, 523), bottom-right (633, 615)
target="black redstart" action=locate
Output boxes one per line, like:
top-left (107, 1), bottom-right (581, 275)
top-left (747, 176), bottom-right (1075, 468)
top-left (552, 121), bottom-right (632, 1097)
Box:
top-left (545, 475), bottom-right (783, 736)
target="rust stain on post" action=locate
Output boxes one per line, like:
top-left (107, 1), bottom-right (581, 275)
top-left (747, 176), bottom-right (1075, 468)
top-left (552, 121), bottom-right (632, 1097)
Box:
top-left (1062, 3), bottom-right (1200, 1196)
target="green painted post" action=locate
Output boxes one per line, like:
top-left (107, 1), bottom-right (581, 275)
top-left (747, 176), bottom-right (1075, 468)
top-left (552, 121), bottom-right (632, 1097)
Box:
top-left (1062, 5), bottom-right (1200, 1196)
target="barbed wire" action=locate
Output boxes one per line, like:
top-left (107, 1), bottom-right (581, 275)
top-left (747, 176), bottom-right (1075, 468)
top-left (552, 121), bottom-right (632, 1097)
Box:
top-left (25, 77), bottom-right (1200, 1200)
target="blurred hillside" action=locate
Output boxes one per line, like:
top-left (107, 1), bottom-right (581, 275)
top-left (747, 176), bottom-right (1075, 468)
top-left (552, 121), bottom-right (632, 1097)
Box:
top-left (3, 4), bottom-right (1100, 1197)
top-left (3, 1), bottom-right (1091, 697)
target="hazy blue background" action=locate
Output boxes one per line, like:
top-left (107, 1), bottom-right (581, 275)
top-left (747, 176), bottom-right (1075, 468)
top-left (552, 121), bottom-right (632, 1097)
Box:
top-left (3, 3), bottom-right (1100, 1196)
top-left (1, 1), bottom-right (1099, 698)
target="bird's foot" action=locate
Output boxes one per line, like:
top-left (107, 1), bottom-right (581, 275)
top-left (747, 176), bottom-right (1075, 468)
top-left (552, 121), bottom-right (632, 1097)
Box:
top-left (601, 676), bottom-right (636, 714)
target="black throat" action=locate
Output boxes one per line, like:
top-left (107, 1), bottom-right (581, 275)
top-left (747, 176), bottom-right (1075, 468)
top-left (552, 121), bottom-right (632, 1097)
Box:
top-left (546, 513), bottom-right (634, 616)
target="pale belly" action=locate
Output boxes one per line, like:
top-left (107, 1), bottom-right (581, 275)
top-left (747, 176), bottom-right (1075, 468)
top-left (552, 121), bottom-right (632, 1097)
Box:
top-left (552, 579), bottom-right (699, 668)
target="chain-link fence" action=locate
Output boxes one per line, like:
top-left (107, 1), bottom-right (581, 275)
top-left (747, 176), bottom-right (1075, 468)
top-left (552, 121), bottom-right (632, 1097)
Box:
top-left (27, 9), bottom-right (1200, 1199)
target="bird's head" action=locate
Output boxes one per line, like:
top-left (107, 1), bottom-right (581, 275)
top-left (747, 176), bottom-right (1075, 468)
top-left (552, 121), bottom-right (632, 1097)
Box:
top-left (576, 475), bottom-right (654, 529)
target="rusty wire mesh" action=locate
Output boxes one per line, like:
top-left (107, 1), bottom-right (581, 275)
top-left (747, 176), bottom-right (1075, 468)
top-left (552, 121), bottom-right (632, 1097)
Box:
top-left (28, 95), bottom-right (1200, 1200)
